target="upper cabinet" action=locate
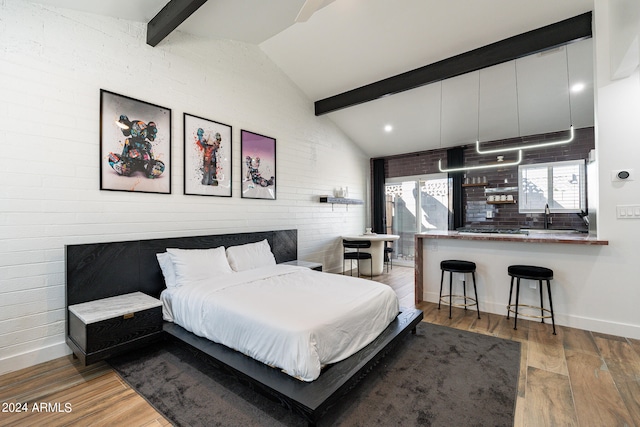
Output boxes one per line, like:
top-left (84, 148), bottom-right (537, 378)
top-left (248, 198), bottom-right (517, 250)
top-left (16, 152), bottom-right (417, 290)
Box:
top-left (440, 38), bottom-right (594, 146)
top-left (441, 71), bottom-right (480, 146)
top-left (478, 61), bottom-right (519, 143)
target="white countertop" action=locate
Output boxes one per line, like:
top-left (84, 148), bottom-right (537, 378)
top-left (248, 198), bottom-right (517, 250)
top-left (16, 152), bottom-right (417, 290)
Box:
top-left (68, 292), bottom-right (162, 324)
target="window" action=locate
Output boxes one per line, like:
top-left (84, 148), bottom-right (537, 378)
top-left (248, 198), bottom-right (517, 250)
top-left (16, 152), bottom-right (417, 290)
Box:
top-left (518, 159), bottom-right (586, 213)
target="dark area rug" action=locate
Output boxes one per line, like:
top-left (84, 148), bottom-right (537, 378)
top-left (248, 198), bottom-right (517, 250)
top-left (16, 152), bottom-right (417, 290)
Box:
top-left (108, 322), bottom-right (520, 426)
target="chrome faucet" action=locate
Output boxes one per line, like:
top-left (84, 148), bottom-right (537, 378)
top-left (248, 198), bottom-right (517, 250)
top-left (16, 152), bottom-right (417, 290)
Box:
top-left (544, 204), bottom-right (552, 229)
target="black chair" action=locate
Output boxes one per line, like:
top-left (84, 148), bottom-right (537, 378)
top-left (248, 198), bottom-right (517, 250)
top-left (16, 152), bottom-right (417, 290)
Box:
top-left (384, 242), bottom-right (394, 272)
top-left (438, 260), bottom-right (480, 319)
top-left (342, 240), bottom-right (373, 279)
top-left (507, 265), bottom-right (556, 334)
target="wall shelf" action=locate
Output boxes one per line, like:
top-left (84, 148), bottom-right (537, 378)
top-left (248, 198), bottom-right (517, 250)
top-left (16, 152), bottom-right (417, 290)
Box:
top-left (485, 186), bottom-right (519, 193)
top-left (487, 200), bottom-right (517, 205)
top-left (462, 183), bottom-right (487, 188)
top-left (319, 196), bottom-right (363, 211)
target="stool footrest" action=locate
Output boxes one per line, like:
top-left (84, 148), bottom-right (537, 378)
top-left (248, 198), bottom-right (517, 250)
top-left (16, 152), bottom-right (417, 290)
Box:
top-left (507, 304), bottom-right (553, 320)
top-left (440, 294), bottom-right (478, 308)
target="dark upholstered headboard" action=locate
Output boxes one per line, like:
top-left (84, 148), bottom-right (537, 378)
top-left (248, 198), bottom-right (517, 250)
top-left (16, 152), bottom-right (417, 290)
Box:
top-left (65, 229), bottom-right (297, 307)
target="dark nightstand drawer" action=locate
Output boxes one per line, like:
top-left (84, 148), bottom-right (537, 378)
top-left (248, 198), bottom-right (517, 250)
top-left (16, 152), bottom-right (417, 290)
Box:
top-left (69, 306), bottom-right (162, 354)
top-left (67, 292), bottom-right (164, 365)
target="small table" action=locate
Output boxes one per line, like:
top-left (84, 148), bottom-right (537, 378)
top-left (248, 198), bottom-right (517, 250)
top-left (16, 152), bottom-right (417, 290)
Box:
top-left (281, 260), bottom-right (323, 271)
top-left (342, 234), bottom-right (399, 276)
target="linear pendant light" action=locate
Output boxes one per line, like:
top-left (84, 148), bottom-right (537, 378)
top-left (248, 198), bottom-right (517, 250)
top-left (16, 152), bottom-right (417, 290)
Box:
top-left (438, 150), bottom-right (523, 173)
top-left (439, 70), bottom-right (524, 173)
top-left (475, 125), bottom-right (574, 154)
top-left (476, 46), bottom-right (574, 155)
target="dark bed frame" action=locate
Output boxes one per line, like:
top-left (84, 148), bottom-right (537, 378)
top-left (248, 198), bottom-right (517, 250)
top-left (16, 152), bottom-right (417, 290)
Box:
top-left (65, 229), bottom-right (423, 425)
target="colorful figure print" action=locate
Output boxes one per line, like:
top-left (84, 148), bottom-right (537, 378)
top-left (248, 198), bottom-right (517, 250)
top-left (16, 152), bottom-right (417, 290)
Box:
top-left (196, 128), bottom-right (221, 186)
top-left (244, 156), bottom-right (275, 188)
top-left (108, 115), bottom-right (165, 178)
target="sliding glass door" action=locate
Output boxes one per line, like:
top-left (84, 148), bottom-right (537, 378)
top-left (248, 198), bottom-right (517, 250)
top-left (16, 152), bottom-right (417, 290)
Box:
top-left (385, 174), bottom-right (450, 266)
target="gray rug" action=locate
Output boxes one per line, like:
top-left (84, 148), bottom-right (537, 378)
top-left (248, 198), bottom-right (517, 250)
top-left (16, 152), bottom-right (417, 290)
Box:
top-left (109, 322), bottom-right (520, 426)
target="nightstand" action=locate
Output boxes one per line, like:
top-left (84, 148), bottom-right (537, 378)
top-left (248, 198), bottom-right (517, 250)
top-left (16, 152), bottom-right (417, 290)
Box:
top-left (67, 292), bottom-right (163, 365)
top-left (282, 260), bottom-right (323, 271)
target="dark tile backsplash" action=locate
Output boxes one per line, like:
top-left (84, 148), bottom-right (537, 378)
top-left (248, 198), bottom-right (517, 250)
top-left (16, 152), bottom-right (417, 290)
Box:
top-left (375, 126), bottom-right (594, 231)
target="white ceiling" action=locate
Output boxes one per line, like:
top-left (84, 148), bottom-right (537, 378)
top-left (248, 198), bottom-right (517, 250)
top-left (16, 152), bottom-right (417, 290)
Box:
top-left (28, 0), bottom-right (595, 157)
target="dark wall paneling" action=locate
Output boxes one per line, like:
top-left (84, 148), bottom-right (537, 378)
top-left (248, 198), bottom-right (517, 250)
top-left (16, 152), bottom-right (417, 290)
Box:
top-left (66, 229), bottom-right (298, 308)
top-left (373, 127), bottom-right (594, 231)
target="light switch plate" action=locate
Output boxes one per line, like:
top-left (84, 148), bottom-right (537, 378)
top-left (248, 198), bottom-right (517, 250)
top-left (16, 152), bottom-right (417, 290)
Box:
top-left (616, 205), bottom-right (640, 218)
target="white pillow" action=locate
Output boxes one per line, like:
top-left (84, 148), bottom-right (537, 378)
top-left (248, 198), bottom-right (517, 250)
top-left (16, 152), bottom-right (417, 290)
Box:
top-left (226, 239), bottom-right (276, 272)
top-left (166, 246), bottom-right (233, 286)
top-left (156, 252), bottom-right (177, 288)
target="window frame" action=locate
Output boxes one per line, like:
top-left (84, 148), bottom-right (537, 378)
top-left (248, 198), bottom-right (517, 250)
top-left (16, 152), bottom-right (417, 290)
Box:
top-left (518, 159), bottom-right (586, 214)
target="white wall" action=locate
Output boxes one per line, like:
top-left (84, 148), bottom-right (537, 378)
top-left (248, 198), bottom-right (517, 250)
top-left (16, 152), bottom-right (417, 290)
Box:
top-left (0, 1), bottom-right (369, 374)
top-left (420, 1), bottom-right (640, 339)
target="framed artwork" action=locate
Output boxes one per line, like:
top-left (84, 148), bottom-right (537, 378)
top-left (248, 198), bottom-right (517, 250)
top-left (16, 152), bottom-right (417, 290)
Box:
top-left (183, 113), bottom-right (232, 197)
top-left (241, 130), bottom-right (276, 200)
top-left (100, 89), bottom-right (171, 194)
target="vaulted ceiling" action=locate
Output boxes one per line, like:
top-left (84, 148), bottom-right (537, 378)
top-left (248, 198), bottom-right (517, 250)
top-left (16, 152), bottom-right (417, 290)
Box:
top-left (28, 0), bottom-right (595, 157)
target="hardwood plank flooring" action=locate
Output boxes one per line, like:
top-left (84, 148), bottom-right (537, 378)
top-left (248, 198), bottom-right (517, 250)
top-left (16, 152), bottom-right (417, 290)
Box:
top-left (1, 265), bottom-right (639, 426)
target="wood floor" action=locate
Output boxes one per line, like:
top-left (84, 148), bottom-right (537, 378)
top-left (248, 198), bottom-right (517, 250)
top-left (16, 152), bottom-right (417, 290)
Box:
top-left (2, 265), bottom-right (639, 426)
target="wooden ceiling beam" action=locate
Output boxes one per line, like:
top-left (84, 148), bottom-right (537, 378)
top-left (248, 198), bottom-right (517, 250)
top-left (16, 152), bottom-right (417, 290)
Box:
top-left (147, 0), bottom-right (208, 47)
top-left (314, 12), bottom-right (592, 116)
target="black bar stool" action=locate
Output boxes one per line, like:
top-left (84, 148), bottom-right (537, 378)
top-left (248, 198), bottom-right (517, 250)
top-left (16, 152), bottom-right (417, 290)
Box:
top-left (438, 260), bottom-right (480, 319)
top-left (507, 265), bottom-right (556, 334)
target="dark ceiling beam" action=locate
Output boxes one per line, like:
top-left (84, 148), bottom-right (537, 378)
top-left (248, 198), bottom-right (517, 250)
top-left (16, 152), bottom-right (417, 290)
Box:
top-left (147, 0), bottom-right (208, 47)
top-left (314, 12), bottom-right (592, 116)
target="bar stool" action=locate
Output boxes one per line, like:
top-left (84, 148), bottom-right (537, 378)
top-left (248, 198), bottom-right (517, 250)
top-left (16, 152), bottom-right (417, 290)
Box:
top-left (438, 260), bottom-right (480, 319)
top-left (506, 265), bottom-right (556, 334)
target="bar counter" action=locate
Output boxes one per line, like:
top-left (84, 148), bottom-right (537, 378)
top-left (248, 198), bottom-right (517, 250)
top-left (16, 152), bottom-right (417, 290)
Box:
top-left (416, 230), bottom-right (609, 246)
top-left (414, 231), bottom-right (608, 305)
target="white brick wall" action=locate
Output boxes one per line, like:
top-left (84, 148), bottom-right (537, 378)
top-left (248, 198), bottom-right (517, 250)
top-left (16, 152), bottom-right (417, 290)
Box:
top-left (0, 1), bottom-right (370, 373)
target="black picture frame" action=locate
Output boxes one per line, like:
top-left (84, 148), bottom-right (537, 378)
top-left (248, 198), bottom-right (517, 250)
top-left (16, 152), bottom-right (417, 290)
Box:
top-left (183, 113), bottom-right (232, 197)
top-left (100, 89), bottom-right (171, 194)
top-left (241, 130), bottom-right (276, 200)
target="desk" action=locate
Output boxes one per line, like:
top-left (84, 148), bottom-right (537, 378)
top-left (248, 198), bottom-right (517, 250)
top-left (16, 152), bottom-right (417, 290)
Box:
top-left (342, 234), bottom-right (399, 276)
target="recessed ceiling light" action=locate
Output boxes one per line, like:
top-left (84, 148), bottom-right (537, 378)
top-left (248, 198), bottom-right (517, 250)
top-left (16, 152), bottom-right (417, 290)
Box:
top-left (571, 82), bottom-right (585, 93)
top-left (384, 124), bottom-right (393, 132)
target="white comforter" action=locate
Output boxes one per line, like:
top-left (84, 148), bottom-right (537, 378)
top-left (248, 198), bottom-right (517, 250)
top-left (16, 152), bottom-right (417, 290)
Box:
top-left (161, 265), bottom-right (399, 382)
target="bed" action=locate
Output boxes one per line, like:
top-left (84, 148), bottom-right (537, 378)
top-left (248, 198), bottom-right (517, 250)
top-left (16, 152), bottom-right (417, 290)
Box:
top-left (66, 229), bottom-right (423, 424)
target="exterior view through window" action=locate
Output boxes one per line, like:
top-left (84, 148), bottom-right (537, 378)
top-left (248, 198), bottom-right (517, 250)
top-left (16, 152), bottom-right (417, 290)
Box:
top-left (518, 159), bottom-right (586, 213)
top-left (385, 174), bottom-right (450, 266)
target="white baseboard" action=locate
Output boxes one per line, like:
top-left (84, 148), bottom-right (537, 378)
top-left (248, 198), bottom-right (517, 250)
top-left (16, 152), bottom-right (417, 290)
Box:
top-left (423, 292), bottom-right (640, 340)
top-left (0, 342), bottom-right (72, 376)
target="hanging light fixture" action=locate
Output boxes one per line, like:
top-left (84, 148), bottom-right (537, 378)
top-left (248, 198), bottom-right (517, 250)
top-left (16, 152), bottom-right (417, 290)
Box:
top-left (476, 46), bottom-right (574, 155)
top-left (475, 126), bottom-right (574, 154)
top-left (438, 150), bottom-right (523, 173)
top-left (438, 69), bottom-right (523, 173)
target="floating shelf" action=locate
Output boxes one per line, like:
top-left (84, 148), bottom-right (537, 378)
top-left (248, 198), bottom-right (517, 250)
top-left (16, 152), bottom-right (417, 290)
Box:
top-left (462, 183), bottom-right (487, 187)
top-left (484, 186), bottom-right (518, 193)
top-left (487, 200), bottom-right (517, 204)
top-left (319, 196), bottom-right (364, 211)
